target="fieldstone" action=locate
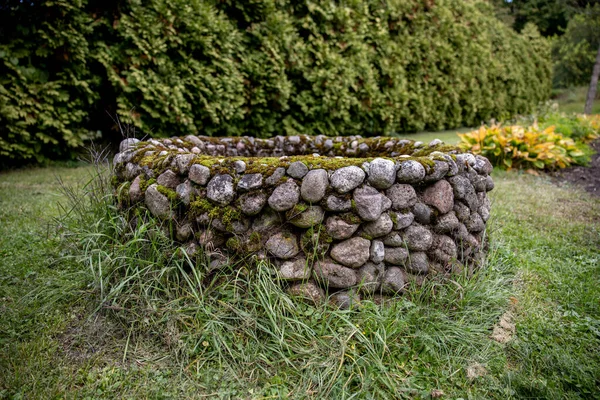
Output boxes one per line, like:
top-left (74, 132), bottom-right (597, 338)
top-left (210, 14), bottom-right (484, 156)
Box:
top-left (183, 241), bottom-right (200, 258)
top-left (370, 240), bottom-right (385, 263)
top-left (422, 180), bottom-right (454, 214)
top-left (189, 164), bottom-right (211, 185)
top-left (386, 184), bottom-right (417, 210)
top-left (239, 192), bottom-right (267, 216)
top-left (396, 160), bottom-right (426, 183)
top-left (390, 211), bottom-right (415, 230)
top-left (485, 176), bottom-right (495, 191)
top-left (407, 252), bottom-right (429, 274)
top-left (363, 213), bottom-right (393, 238)
top-left (452, 223), bottom-right (480, 253)
top-left (330, 291), bottom-right (360, 310)
top-left (424, 160), bottom-right (449, 182)
top-left (124, 162), bottom-right (142, 180)
top-left (330, 237), bottom-right (371, 268)
top-left (380, 267), bottom-right (406, 294)
top-left (237, 173), bottom-right (263, 191)
top-left (175, 154), bottom-right (195, 174)
top-left (325, 216), bottom-right (360, 240)
top-left (129, 175), bottom-right (143, 203)
top-left (357, 262), bottom-right (385, 293)
top-left (448, 175), bottom-right (475, 200)
top-left (289, 205), bottom-right (325, 228)
top-left (268, 180), bottom-right (300, 211)
top-left (265, 167), bottom-right (286, 185)
top-left (368, 158), bottom-right (396, 189)
top-left (384, 247), bottom-right (409, 265)
top-left (429, 138), bottom-right (443, 146)
top-left (324, 195), bottom-right (353, 212)
top-left (156, 170), bottom-right (181, 189)
top-left (252, 208), bottom-right (282, 231)
top-left (176, 222), bottom-right (193, 242)
top-left (145, 184), bottom-right (173, 220)
top-left (176, 180), bottom-right (192, 205)
top-left (471, 175), bottom-right (487, 192)
top-left (454, 201), bottom-right (471, 222)
top-left (207, 174), bottom-right (235, 205)
top-left (233, 160), bottom-right (246, 173)
top-left (434, 211), bottom-right (460, 233)
top-left (287, 161), bottom-right (309, 179)
top-left (330, 166), bottom-right (366, 193)
top-left (119, 138), bottom-right (139, 153)
top-left (266, 231), bottom-right (299, 259)
top-left (412, 203), bottom-right (432, 225)
top-left (466, 213), bottom-right (485, 232)
top-left (478, 195), bottom-right (492, 222)
top-left (474, 155), bottom-right (493, 175)
top-left (288, 281), bottom-right (325, 306)
top-left (429, 235), bottom-right (457, 263)
top-left (313, 260), bottom-right (358, 288)
top-left (455, 153), bottom-right (476, 168)
top-left (403, 225), bottom-right (433, 251)
top-left (197, 229), bottom-right (225, 248)
top-left (301, 169), bottom-right (328, 203)
top-left (279, 258), bottom-right (311, 281)
top-left (354, 186), bottom-right (385, 221)
top-left (383, 232), bottom-right (404, 247)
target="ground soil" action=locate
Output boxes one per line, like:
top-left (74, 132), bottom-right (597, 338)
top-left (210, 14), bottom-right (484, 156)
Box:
top-left (552, 139), bottom-right (600, 196)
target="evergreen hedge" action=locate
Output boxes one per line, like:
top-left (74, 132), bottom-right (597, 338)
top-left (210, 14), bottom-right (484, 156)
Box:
top-left (0, 0), bottom-right (552, 164)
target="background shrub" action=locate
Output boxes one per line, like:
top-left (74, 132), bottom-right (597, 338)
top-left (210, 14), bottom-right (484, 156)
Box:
top-left (1, 0), bottom-right (552, 165)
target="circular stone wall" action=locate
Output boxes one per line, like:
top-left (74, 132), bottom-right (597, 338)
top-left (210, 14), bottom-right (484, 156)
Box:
top-left (113, 135), bottom-right (493, 307)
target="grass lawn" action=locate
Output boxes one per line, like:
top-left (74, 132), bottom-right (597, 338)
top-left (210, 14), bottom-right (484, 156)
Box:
top-left (0, 159), bottom-right (598, 398)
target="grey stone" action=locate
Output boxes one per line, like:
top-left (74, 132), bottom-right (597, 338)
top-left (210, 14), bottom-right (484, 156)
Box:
top-left (454, 201), bottom-right (471, 222)
top-left (289, 205), bottom-right (325, 228)
top-left (129, 175), bottom-right (143, 203)
top-left (287, 161), bottom-right (309, 179)
top-left (466, 213), bottom-right (485, 232)
top-left (124, 162), bottom-right (142, 180)
top-left (288, 281), bottom-right (326, 306)
top-left (382, 232), bottom-right (404, 247)
top-left (474, 155), bottom-right (493, 175)
top-left (237, 173), bottom-right (263, 191)
top-left (330, 237), bottom-right (371, 268)
top-left (471, 175), bottom-right (487, 192)
top-left (456, 153), bottom-right (476, 168)
top-left (357, 262), bottom-right (384, 293)
top-left (324, 195), bottom-right (353, 212)
top-left (145, 184), bottom-right (173, 220)
top-left (233, 160), bottom-right (246, 173)
top-left (330, 166), bottom-right (366, 193)
top-left (386, 184), bottom-right (417, 210)
top-left (422, 180), bottom-right (454, 214)
top-left (189, 164), bottom-right (211, 185)
top-left (396, 160), bottom-right (426, 183)
top-left (207, 174), bottom-right (235, 205)
top-left (403, 224), bottom-right (433, 251)
top-left (330, 291), bottom-right (360, 310)
top-left (478, 195), bottom-right (491, 222)
top-left (354, 186), bottom-right (385, 221)
top-left (452, 223), bottom-right (480, 253)
top-left (429, 138), bottom-right (443, 146)
top-left (197, 229), bottom-right (225, 248)
top-left (424, 160), bottom-right (449, 182)
top-left (175, 180), bottom-right (192, 205)
top-left (183, 241), bottom-right (200, 258)
top-left (368, 158), bottom-right (396, 189)
top-left (434, 211), bottom-right (460, 233)
top-left (175, 154), bottom-right (195, 174)
top-left (407, 252), bottom-right (429, 274)
top-left (279, 258), bottom-right (311, 281)
top-left (156, 169), bottom-right (181, 189)
top-left (119, 138), bottom-right (140, 153)
top-left (265, 167), bottom-right (286, 185)
top-left (384, 247), bottom-right (409, 265)
top-left (266, 231), bottom-right (299, 259)
top-left (448, 175), bottom-right (475, 200)
top-left (370, 240), bottom-right (385, 263)
top-left (363, 213), bottom-right (393, 238)
top-left (412, 203), bottom-right (432, 225)
top-left (380, 267), bottom-right (406, 294)
top-left (251, 208), bottom-right (282, 231)
top-left (390, 211), bottom-right (414, 230)
top-left (325, 216), bottom-right (360, 240)
top-left (301, 169), bottom-right (328, 203)
top-left (485, 176), bottom-right (495, 192)
top-left (313, 260), bottom-right (358, 288)
top-left (176, 222), bottom-right (193, 242)
top-left (429, 235), bottom-right (457, 263)
top-left (239, 192), bottom-right (267, 216)
top-left (268, 180), bottom-right (300, 211)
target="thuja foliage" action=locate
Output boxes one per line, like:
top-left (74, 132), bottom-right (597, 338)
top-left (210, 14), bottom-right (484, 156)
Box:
top-left (1, 0), bottom-right (552, 164)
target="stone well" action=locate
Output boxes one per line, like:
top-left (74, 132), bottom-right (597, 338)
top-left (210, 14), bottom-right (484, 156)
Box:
top-left (113, 135), bottom-right (493, 307)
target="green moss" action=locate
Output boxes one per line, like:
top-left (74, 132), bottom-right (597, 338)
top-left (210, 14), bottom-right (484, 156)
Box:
top-left (340, 212), bottom-right (362, 225)
top-left (156, 185), bottom-right (178, 203)
top-left (389, 212), bottom-right (398, 225)
top-left (285, 202), bottom-right (309, 220)
top-left (226, 237), bottom-right (242, 251)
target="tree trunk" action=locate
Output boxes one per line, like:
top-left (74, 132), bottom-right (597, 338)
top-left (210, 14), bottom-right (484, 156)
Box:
top-left (584, 43), bottom-right (600, 115)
